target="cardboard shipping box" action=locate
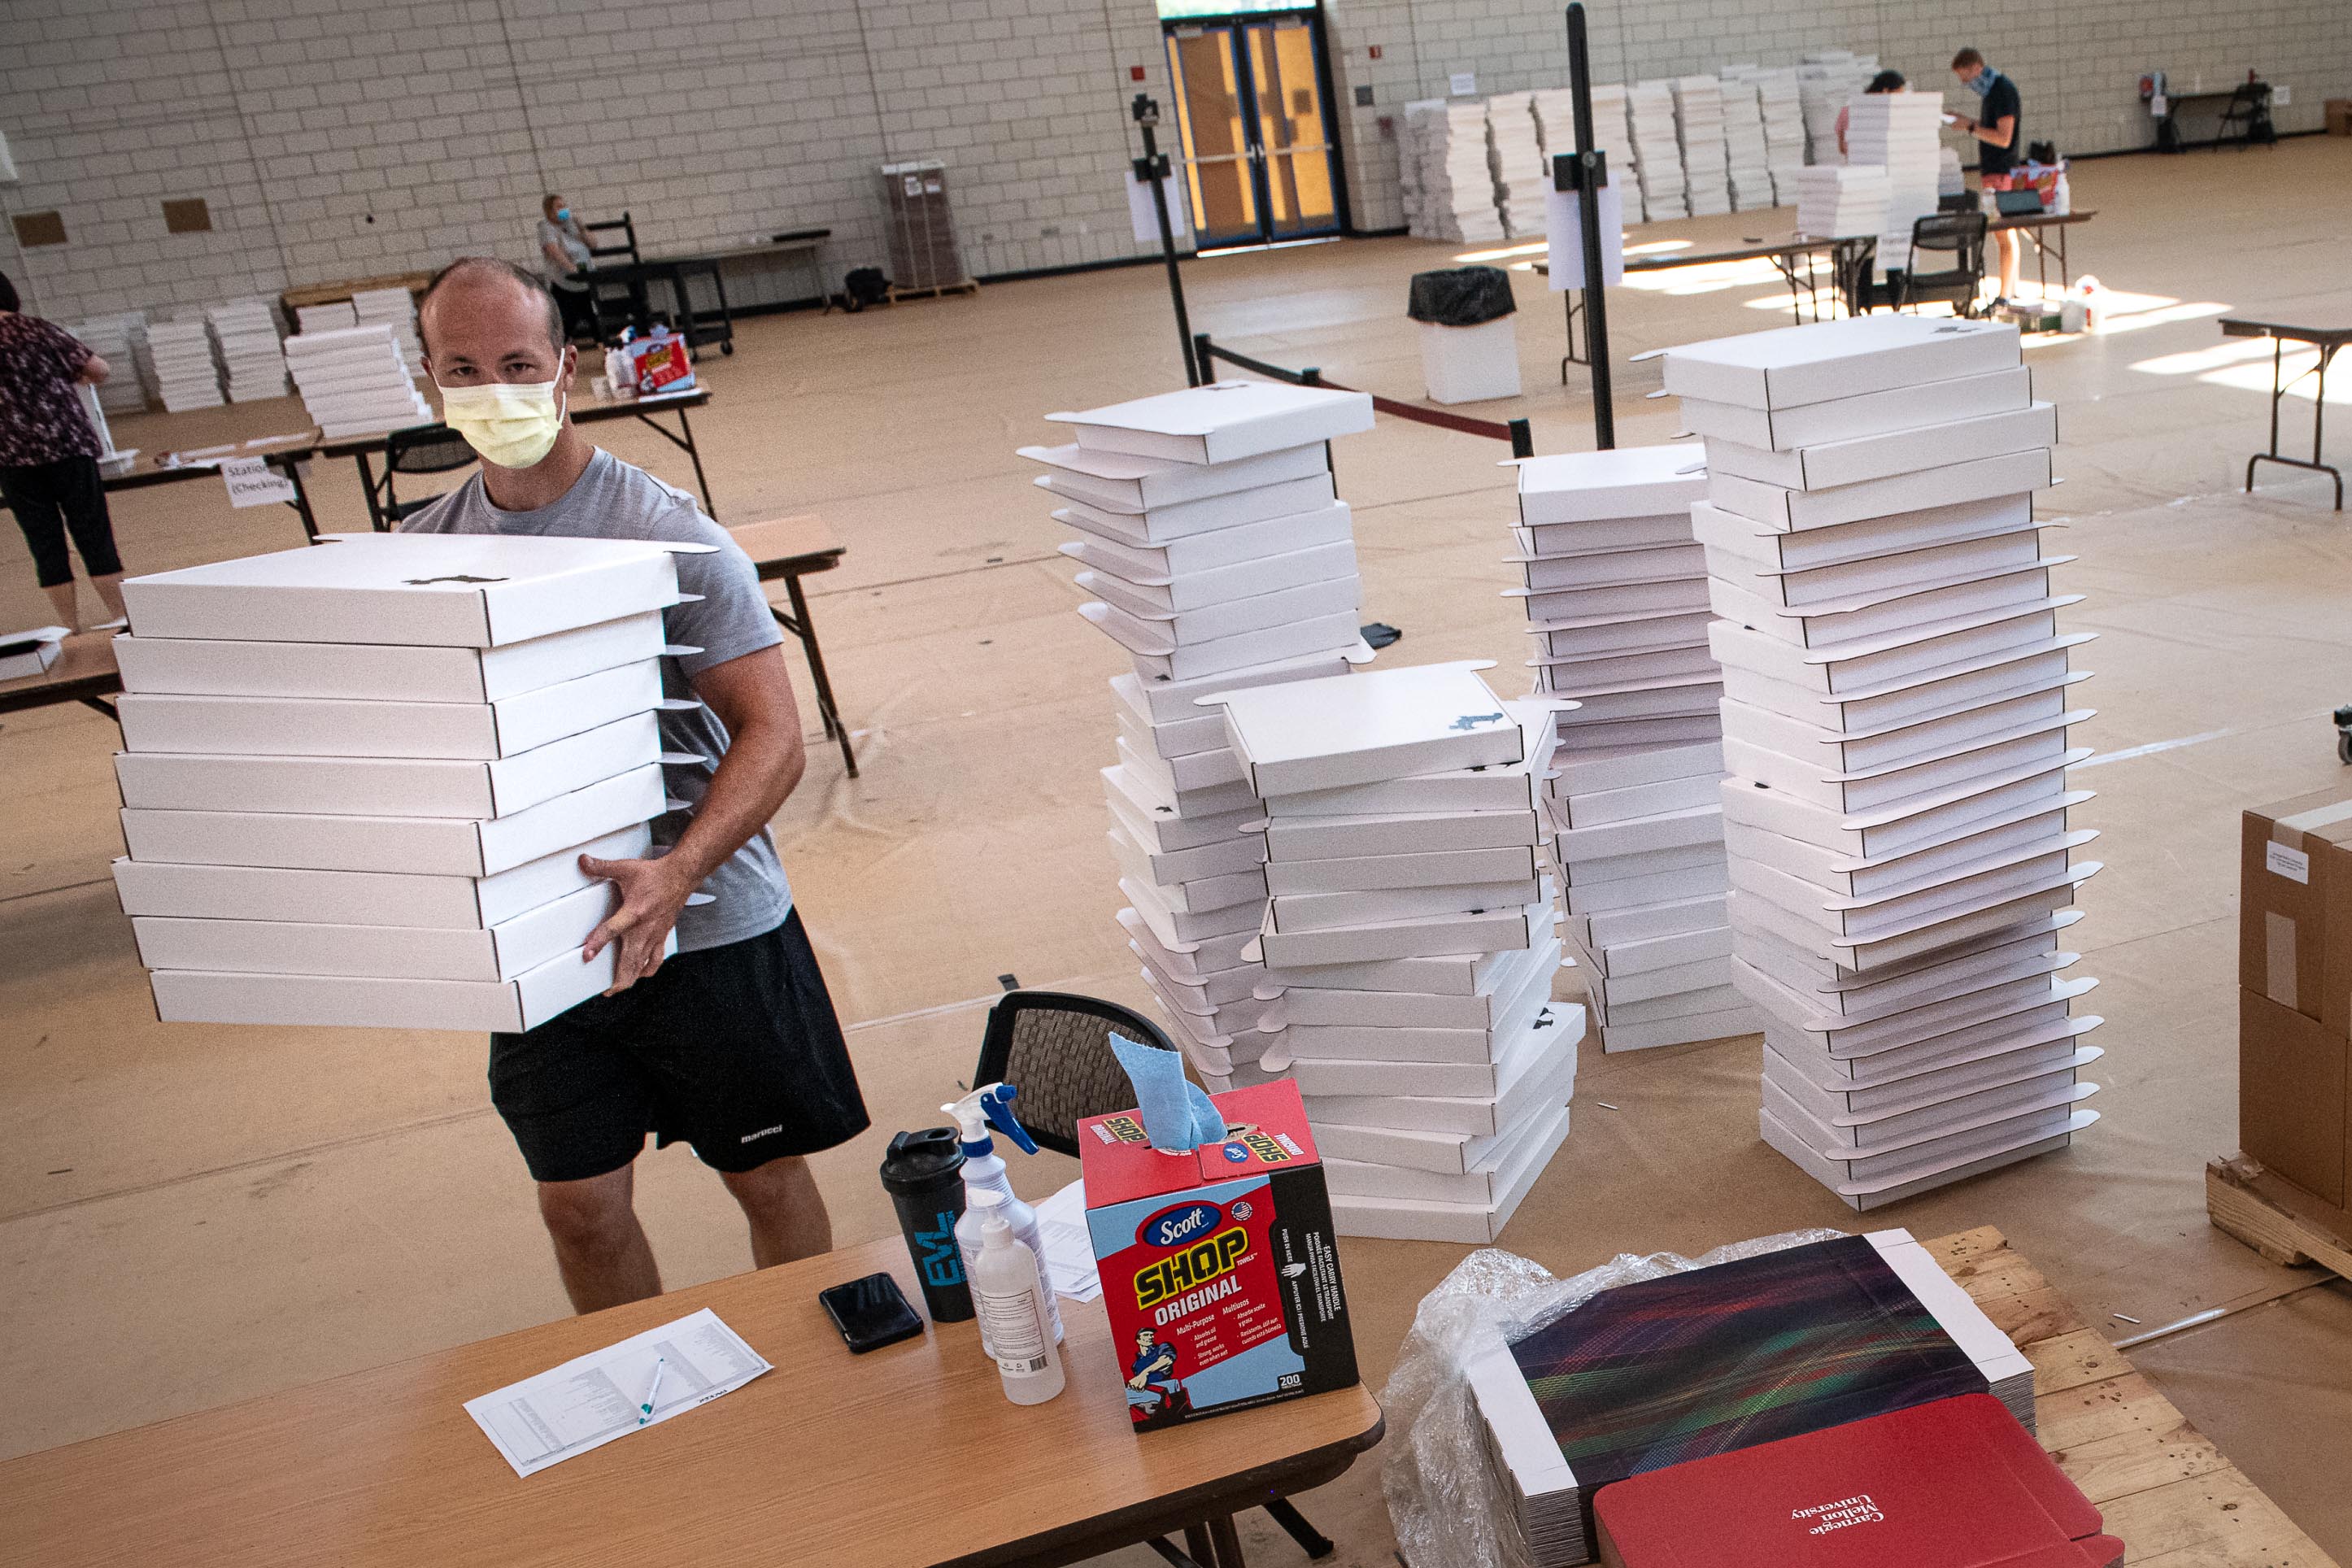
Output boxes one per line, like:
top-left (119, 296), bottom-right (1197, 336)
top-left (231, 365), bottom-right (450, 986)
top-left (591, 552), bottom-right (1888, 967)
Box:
top-left (1078, 1079), bottom-right (1357, 1430)
top-left (2239, 787), bottom-right (2352, 1230)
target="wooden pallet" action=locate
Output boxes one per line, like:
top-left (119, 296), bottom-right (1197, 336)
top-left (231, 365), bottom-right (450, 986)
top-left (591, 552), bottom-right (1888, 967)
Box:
top-left (1926, 1225), bottom-right (2340, 1566)
top-left (886, 279), bottom-right (979, 303)
top-left (2208, 1154), bottom-right (2352, 1278)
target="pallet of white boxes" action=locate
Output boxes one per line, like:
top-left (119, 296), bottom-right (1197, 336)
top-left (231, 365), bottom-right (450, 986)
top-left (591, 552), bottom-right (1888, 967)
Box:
top-left (1209, 662), bottom-right (1583, 1244)
top-left (1019, 381), bottom-right (1375, 1093)
top-left (1508, 446), bottom-right (1757, 1052)
top-left (108, 533), bottom-right (710, 1031)
top-left (1665, 313), bottom-right (2102, 1209)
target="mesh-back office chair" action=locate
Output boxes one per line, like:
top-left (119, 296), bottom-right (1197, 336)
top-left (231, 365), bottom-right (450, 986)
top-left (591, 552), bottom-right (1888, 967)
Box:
top-left (1893, 211), bottom-right (1988, 316)
top-left (2217, 83), bottom-right (2276, 150)
top-left (969, 989), bottom-right (1340, 1564)
top-left (377, 424), bottom-right (477, 526)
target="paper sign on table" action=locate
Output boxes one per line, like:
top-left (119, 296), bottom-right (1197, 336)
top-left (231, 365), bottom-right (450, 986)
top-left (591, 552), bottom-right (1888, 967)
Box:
top-left (220, 455), bottom-right (297, 508)
top-left (463, 1308), bottom-right (770, 1479)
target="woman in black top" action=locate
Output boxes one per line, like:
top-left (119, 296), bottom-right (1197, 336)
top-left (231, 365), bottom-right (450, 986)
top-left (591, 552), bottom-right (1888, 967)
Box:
top-left (1952, 48), bottom-right (2025, 305)
top-left (0, 271), bottom-right (128, 631)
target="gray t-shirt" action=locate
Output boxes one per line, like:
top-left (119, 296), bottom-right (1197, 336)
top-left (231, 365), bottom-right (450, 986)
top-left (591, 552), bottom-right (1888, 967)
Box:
top-left (402, 450), bottom-right (790, 951)
top-left (538, 219), bottom-right (593, 290)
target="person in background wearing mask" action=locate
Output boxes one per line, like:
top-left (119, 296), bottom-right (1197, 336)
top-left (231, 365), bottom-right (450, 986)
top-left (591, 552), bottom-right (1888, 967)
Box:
top-left (1835, 69), bottom-right (1908, 159)
top-left (1951, 48), bottom-right (2024, 307)
top-left (0, 269), bottom-right (130, 632)
top-left (536, 194), bottom-right (598, 343)
top-left (406, 258), bottom-right (868, 1313)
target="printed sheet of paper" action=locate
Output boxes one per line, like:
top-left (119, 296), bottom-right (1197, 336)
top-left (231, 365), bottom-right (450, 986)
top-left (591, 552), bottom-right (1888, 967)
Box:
top-left (464, 1308), bottom-right (771, 1479)
top-left (1033, 1178), bottom-right (1104, 1302)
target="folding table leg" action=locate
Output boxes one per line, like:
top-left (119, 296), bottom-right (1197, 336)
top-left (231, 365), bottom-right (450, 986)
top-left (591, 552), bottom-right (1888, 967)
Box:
top-left (781, 571), bottom-right (858, 777)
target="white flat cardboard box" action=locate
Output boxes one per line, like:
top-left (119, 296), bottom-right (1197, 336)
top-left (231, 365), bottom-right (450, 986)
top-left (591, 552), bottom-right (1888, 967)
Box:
top-left (1556, 771), bottom-right (1721, 829)
top-left (1704, 403), bottom-right (2057, 493)
top-left (146, 935), bottom-right (666, 1032)
top-left (1309, 1048), bottom-right (1576, 1174)
top-left (1557, 802), bottom-right (1724, 861)
top-left (1059, 503), bottom-right (1354, 591)
top-left (1119, 644), bottom-right (1365, 725)
top-left (1723, 791), bottom-right (2090, 901)
top-left (1017, 439), bottom-right (1329, 511)
top-left (1269, 877), bottom-right (1544, 933)
top-left (1678, 366), bottom-right (2033, 451)
top-left (1105, 816), bottom-right (1265, 886)
top-left (1324, 1099), bottom-right (1570, 1205)
top-left (1762, 1104), bottom-right (2094, 1209)
top-left (1076, 539), bottom-right (1358, 617)
top-left (1764, 1071), bottom-right (2098, 1161)
top-left (1690, 495), bottom-right (2036, 576)
top-left (1275, 917), bottom-right (1557, 995)
top-left (1264, 842), bottom-right (1543, 895)
top-left (1597, 1003), bottom-right (1759, 1051)
top-left (1112, 737), bottom-right (1257, 817)
top-left (1514, 445), bottom-right (1710, 522)
top-left (1120, 875), bottom-right (1264, 949)
top-left (1707, 597), bottom-right (2077, 696)
top-left (1712, 558), bottom-right (2065, 653)
top-left (1662, 315), bottom-right (2020, 410)
top-left (1565, 860), bottom-right (1726, 914)
top-left (1718, 751), bottom-right (2082, 863)
top-left (1517, 541), bottom-right (1705, 589)
top-left (1584, 951), bottom-right (1732, 1005)
top-left (1707, 448), bottom-right (2053, 533)
top-left (1113, 715), bottom-right (1244, 791)
top-left (1716, 667), bottom-right (2082, 777)
top-left (1587, 976), bottom-right (1746, 1026)
top-left (1106, 608), bottom-right (1365, 683)
top-left (1721, 711), bottom-right (2084, 814)
top-left (111, 612), bottom-right (670, 703)
top-left (1552, 739), bottom-right (1725, 796)
top-left (1514, 576), bottom-right (1714, 625)
top-left (1046, 381), bottom-right (1374, 464)
top-left (1327, 1104), bottom-right (1571, 1242)
top-left (1135, 945), bottom-right (1277, 1012)
top-left (1767, 1023), bottom-right (2102, 1115)
top-left (1263, 703), bottom-right (1560, 818)
top-left (1212, 662), bottom-right (1520, 796)
top-left (114, 711), bottom-right (664, 820)
top-left (0, 625), bottom-right (71, 680)
top-left (1560, 838), bottom-right (1727, 889)
top-left (1735, 929), bottom-right (2080, 1035)
top-left (1736, 527), bottom-right (2046, 611)
top-left (1530, 646), bottom-right (1720, 703)
top-left (1715, 630), bottom-right (2093, 735)
top-left (1100, 765), bottom-right (1257, 853)
top-left (1515, 513), bottom-right (1696, 556)
top-left (1108, 834), bottom-right (1264, 917)
top-left (1259, 895), bottom-right (1548, 967)
top-left (1283, 939), bottom-right (1560, 1029)
top-left (1054, 474), bottom-right (1339, 547)
top-left (1285, 954), bottom-right (1557, 1063)
top-left (1570, 891), bottom-right (1729, 949)
top-left (1082, 573), bottom-right (1360, 651)
top-left (115, 660), bottom-right (666, 761)
top-left (131, 880), bottom-right (616, 982)
top-left (1729, 902), bottom-right (2080, 1008)
top-left (1114, 904), bottom-right (1268, 982)
top-left (1530, 608), bottom-right (1715, 660)
top-left (1301, 1013), bottom-right (1580, 1135)
top-left (119, 764), bottom-right (665, 878)
top-left (1763, 975), bottom-right (2097, 1070)
top-left (1264, 804), bottom-right (1545, 862)
top-left (1533, 675), bottom-right (1720, 725)
top-left (120, 534), bottom-right (693, 647)
top-left (1566, 920), bottom-right (1731, 978)
top-left (1108, 682), bottom-right (1227, 759)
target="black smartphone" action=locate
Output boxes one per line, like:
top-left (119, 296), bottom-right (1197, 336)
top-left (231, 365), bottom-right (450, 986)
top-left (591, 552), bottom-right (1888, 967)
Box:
top-left (819, 1273), bottom-right (924, 1353)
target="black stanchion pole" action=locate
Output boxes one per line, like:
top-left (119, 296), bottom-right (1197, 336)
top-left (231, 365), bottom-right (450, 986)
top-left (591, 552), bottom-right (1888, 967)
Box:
top-left (1556, 2), bottom-right (1614, 448)
top-left (1133, 94), bottom-right (1199, 387)
top-left (1508, 417), bottom-right (1534, 459)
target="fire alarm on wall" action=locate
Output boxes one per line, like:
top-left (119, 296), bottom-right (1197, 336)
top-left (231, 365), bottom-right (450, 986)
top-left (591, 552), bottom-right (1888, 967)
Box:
top-left (1130, 65), bottom-right (1146, 81)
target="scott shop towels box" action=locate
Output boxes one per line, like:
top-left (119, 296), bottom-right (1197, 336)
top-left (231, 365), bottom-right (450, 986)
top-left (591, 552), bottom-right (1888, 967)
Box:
top-left (1079, 1079), bottom-right (1356, 1430)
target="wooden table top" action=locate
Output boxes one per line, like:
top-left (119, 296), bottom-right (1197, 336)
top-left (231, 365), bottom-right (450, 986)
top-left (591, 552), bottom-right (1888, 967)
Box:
top-left (0, 1236), bottom-right (1383, 1568)
top-left (729, 513), bottom-right (846, 577)
top-left (0, 629), bottom-right (121, 714)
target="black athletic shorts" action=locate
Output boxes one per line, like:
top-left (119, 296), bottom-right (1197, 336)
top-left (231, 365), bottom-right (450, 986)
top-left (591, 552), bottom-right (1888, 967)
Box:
top-left (487, 908), bottom-right (869, 1183)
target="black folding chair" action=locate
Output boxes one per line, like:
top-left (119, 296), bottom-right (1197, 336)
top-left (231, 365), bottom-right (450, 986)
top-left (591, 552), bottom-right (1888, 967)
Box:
top-left (969, 988), bottom-right (1339, 1563)
top-left (377, 423), bottom-right (477, 525)
top-left (1893, 211), bottom-right (1989, 316)
top-left (2216, 84), bottom-right (2276, 150)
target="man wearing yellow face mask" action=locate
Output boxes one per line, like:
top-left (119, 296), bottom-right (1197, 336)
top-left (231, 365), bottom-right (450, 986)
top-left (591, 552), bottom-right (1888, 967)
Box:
top-left (403, 258), bottom-right (868, 1314)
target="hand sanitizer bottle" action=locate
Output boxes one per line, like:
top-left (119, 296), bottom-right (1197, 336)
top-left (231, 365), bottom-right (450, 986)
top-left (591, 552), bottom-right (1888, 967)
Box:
top-left (968, 1191), bottom-right (1064, 1406)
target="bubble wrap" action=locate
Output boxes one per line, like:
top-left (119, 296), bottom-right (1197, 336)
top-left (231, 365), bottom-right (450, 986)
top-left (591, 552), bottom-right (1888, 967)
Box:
top-left (1379, 1230), bottom-right (1849, 1568)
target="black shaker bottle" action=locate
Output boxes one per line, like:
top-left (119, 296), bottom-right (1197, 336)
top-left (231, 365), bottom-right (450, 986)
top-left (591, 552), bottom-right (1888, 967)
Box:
top-left (878, 1128), bottom-right (974, 1322)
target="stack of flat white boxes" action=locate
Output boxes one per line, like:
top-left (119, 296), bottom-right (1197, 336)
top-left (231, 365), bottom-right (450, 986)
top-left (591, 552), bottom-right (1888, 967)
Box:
top-left (1532, 85), bottom-right (1628, 190)
top-left (206, 298), bottom-right (291, 402)
top-left (1422, 101), bottom-right (1507, 243)
top-left (109, 534), bottom-right (704, 1032)
top-left (1718, 76), bottom-right (1772, 212)
top-left (1626, 82), bottom-right (1685, 222)
top-left (1845, 92), bottom-right (1945, 279)
top-left (148, 316), bottom-right (224, 412)
top-left (296, 302), bottom-right (360, 333)
top-left (353, 286), bottom-right (428, 372)
top-left (1511, 448), bottom-right (1757, 1052)
top-left (1670, 76), bottom-right (1731, 216)
top-left (1399, 102), bottom-right (1440, 236)
top-left (1798, 52), bottom-right (1876, 165)
top-left (1487, 91), bottom-right (1547, 239)
top-left (1749, 68), bottom-right (1809, 204)
top-left (287, 324), bottom-right (436, 438)
top-left (1796, 165), bottom-right (1891, 240)
top-left (1211, 664), bottom-right (1582, 1244)
top-left (1665, 314), bottom-right (2102, 1209)
top-left (1020, 382), bottom-right (1374, 1090)
top-left (71, 314), bottom-right (151, 414)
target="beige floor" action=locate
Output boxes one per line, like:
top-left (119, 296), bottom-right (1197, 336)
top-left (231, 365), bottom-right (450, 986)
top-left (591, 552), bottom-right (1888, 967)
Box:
top-left (6, 140), bottom-right (2352, 1564)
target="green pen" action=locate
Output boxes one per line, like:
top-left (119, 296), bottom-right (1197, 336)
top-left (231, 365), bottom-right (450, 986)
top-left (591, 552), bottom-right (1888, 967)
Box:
top-left (635, 1357), bottom-right (665, 1426)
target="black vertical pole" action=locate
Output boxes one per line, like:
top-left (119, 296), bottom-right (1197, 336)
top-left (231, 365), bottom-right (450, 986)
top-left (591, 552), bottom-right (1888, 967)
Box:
top-left (1566, 3), bottom-right (1614, 448)
top-left (1509, 417), bottom-right (1534, 459)
top-left (1134, 94), bottom-right (1200, 386)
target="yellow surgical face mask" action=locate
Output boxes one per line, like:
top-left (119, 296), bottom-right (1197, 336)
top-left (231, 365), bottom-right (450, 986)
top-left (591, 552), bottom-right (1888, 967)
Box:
top-left (437, 378), bottom-right (567, 469)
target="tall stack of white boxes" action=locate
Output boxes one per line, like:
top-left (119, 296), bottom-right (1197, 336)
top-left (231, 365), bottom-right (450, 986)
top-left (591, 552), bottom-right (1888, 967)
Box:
top-left (206, 298), bottom-right (291, 403)
top-left (1750, 68), bottom-right (1810, 204)
top-left (1487, 91), bottom-right (1548, 239)
top-left (1718, 76), bottom-right (1773, 212)
top-left (353, 286), bottom-right (428, 372)
top-left (1019, 382), bottom-right (1375, 1091)
top-left (1423, 100), bottom-right (1508, 242)
top-left (1626, 81), bottom-right (1685, 222)
top-left (1845, 92), bottom-right (1945, 279)
top-left (1796, 165), bottom-right (1891, 239)
top-left (1533, 85), bottom-right (1627, 182)
top-left (148, 316), bottom-right (224, 412)
top-left (1798, 52), bottom-right (1877, 165)
top-left (108, 534), bottom-right (706, 1032)
top-left (286, 324), bottom-right (437, 438)
top-left (1671, 76), bottom-right (1731, 216)
top-left (1210, 663), bottom-right (1582, 1244)
top-left (1510, 448), bottom-right (1757, 1052)
top-left (71, 314), bottom-right (151, 414)
top-left (1665, 314), bottom-right (2101, 1209)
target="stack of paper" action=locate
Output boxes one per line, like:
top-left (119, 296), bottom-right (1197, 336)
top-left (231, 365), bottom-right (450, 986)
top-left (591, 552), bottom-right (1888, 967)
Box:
top-left (1420, 100), bottom-right (1507, 242)
top-left (1031, 1179), bottom-right (1104, 1301)
top-left (353, 286), bottom-right (428, 372)
top-left (1626, 81), bottom-right (1686, 222)
top-left (1021, 381), bottom-right (1375, 1087)
top-left (1671, 76), bottom-right (1731, 216)
top-left (1487, 91), bottom-right (1548, 239)
top-left (206, 298), bottom-right (290, 403)
top-left (1940, 142), bottom-right (1968, 198)
top-left (295, 302), bottom-right (359, 333)
top-left (147, 316), bottom-right (224, 412)
top-left (1470, 1229), bottom-right (2036, 1566)
top-left (1666, 314), bottom-right (2100, 1210)
top-left (1797, 51), bottom-right (1876, 166)
top-left (1718, 76), bottom-right (1773, 211)
top-left (110, 533), bottom-right (703, 1032)
top-left (1846, 91), bottom-right (1946, 279)
top-left (1794, 164), bottom-right (1890, 239)
top-left (285, 324), bottom-right (436, 438)
top-left (69, 313), bottom-right (151, 414)
top-left (1209, 663), bottom-right (1582, 1243)
top-left (1511, 448), bottom-right (1756, 1052)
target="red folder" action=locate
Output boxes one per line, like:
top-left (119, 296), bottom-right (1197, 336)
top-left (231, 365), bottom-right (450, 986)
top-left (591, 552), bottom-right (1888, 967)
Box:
top-left (1595, 1394), bottom-right (2124, 1568)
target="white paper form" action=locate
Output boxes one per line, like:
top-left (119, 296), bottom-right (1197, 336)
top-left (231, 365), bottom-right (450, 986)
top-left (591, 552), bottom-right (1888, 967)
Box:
top-left (1032, 1179), bottom-right (1103, 1303)
top-left (464, 1308), bottom-right (771, 1479)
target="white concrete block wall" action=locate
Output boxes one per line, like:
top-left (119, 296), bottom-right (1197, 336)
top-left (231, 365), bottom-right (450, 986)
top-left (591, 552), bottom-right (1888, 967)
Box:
top-left (1, 0), bottom-right (2345, 323)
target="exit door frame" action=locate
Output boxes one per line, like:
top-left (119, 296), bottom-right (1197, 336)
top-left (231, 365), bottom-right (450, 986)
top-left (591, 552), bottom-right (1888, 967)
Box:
top-left (1161, 2), bottom-right (1353, 249)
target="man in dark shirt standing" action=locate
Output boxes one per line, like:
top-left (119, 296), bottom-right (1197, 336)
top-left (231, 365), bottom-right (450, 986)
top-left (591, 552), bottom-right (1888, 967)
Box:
top-left (1952, 48), bottom-right (2025, 306)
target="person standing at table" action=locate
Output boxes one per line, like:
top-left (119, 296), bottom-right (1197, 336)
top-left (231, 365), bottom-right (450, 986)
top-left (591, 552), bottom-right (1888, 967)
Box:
top-left (0, 271), bottom-right (129, 633)
top-left (536, 194), bottom-right (599, 344)
top-left (407, 257), bottom-right (869, 1313)
top-left (1951, 48), bottom-right (2025, 307)
top-left (1836, 69), bottom-right (1908, 159)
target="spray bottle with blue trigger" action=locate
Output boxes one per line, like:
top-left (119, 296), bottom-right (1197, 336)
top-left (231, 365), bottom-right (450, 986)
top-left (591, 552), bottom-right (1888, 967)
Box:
top-left (942, 1083), bottom-right (1064, 1348)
